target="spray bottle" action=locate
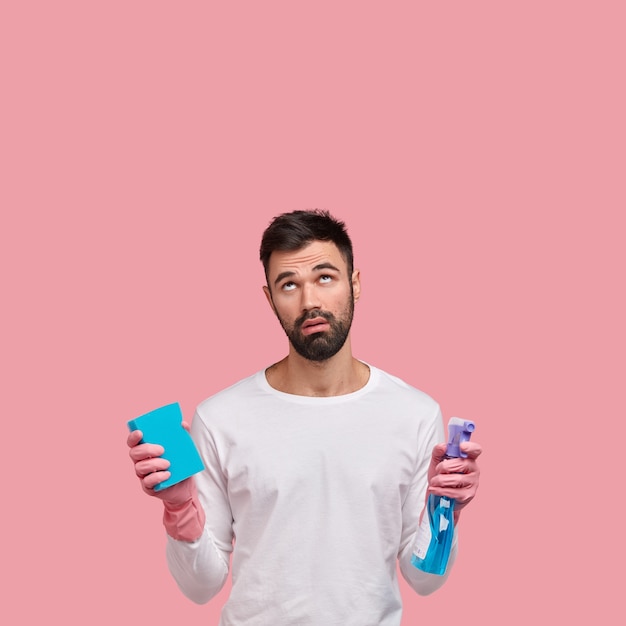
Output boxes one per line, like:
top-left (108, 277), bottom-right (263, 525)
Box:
top-left (411, 417), bottom-right (475, 575)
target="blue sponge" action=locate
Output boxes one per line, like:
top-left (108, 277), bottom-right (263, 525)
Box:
top-left (128, 402), bottom-right (205, 491)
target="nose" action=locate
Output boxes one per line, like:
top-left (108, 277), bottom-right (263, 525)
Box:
top-left (300, 282), bottom-right (321, 312)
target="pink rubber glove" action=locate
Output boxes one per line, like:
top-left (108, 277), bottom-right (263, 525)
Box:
top-left (426, 440), bottom-right (482, 522)
top-left (127, 426), bottom-right (206, 542)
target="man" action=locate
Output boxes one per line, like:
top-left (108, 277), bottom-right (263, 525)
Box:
top-left (128, 209), bottom-right (481, 625)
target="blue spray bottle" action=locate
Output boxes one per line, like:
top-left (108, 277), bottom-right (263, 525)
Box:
top-left (411, 417), bottom-right (475, 575)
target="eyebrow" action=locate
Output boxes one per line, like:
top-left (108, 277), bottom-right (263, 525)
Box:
top-left (273, 263), bottom-right (342, 287)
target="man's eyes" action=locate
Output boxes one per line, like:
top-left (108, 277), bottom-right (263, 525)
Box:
top-left (280, 275), bottom-right (334, 291)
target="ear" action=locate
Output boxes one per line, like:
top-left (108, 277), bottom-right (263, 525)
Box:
top-left (351, 269), bottom-right (361, 302)
top-left (263, 285), bottom-right (276, 313)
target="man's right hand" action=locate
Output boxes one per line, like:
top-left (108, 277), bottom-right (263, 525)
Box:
top-left (127, 429), bottom-right (169, 492)
top-left (127, 428), bottom-right (206, 541)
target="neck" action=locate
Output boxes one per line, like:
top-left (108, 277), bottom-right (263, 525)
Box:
top-left (265, 337), bottom-right (370, 397)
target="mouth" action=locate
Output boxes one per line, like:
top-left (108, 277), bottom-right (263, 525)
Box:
top-left (301, 317), bottom-right (331, 336)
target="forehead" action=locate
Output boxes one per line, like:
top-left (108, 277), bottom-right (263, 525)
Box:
top-left (267, 240), bottom-right (347, 278)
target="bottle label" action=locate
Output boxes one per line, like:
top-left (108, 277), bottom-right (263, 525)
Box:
top-left (412, 512), bottom-right (432, 560)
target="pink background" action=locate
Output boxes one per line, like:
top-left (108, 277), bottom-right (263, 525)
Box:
top-left (2, 1), bottom-right (624, 623)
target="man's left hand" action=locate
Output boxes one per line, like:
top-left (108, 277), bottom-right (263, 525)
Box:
top-left (427, 441), bottom-right (482, 516)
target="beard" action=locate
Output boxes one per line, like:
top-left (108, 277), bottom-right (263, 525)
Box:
top-left (276, 297), bottom-right (355, 362)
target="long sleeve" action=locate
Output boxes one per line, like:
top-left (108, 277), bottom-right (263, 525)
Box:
top-left (165, 411), bottom-right (234, 604)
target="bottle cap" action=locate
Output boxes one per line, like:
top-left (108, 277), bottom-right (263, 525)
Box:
top-left (446, 417), bottom-right (475, 458)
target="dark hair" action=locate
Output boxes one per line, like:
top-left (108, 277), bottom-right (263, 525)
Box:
top-left (260, 209), bottom-right (354, 281)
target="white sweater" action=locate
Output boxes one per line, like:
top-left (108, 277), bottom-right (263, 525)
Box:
top-left (166, 365), bottom-right (457, 625)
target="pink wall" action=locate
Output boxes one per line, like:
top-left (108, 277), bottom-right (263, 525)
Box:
top-left (2, 1), bottom-right (623, 623)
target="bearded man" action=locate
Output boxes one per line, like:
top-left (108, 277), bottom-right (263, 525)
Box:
top-left (128, 209), bottom-right (482, 626)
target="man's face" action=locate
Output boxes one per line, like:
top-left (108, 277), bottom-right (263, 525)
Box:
top-left (263, 240), bottom-right (360, 362)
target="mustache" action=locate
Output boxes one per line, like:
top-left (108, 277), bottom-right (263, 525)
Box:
top-left (296, 309), bottom-right (334, 328)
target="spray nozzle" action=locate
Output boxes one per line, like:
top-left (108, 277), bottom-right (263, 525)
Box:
top-left (446, 417), bottom-right (475, 458)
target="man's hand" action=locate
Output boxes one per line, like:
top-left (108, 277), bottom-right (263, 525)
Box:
top-left (127, 428), bottom-right (195, 506)
top-left (427, 441), bottom-right (482, 518)
top-left (127, 425), bottom-right (206, 541)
